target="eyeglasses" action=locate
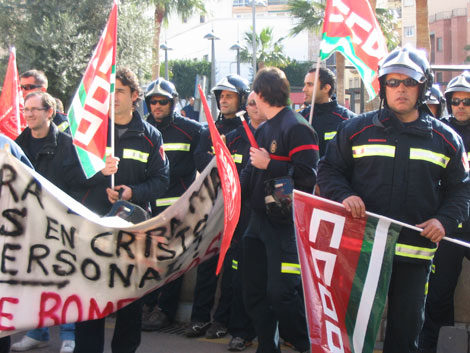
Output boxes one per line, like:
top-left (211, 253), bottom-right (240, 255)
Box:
top-left (247, 101), bottom-right (256, 107)
top-left (22, 107), bottom-right (48, 114)
top-left (451, 98), bottom-right (470, 107)
top-left (20, 84), bottom-right (43, 91)
top-left (384, 78), bottom-right (419, 88)
top-left (149, 98), bottom-right (171, 106)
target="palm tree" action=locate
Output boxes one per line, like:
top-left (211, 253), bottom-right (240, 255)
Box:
top-left (415, 0), bottom-right (430, 53)
top-left (239, 27), bottom-right (290, 74)
top-left (145, 0), bottom-right (206, 79)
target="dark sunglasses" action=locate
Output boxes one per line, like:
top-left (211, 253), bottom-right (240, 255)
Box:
top-left (149, 98), bottom-right (171, 106)
top-left (384, 78), bottom-right (419, 88)
top-left (20, 84), bottom-right (42, 90)
top-left (247, 101), bottom-right (256, 107)
top-left (451, 98), bottom-right (470, 107)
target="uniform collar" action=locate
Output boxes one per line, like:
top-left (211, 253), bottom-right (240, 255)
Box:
top-left (376, 107), bottom-right (433, 137)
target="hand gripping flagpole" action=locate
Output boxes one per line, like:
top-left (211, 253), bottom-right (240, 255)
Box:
top-left (302, 192), bottom-right (470, 250)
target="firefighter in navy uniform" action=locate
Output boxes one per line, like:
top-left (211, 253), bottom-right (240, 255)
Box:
top-left (187, 74), bottom-right (250, 339)
top-left (140, 78), bottom-right (203, 331)
top-left (224, 92), bottom-right (266, 351)
top-left (419, 72), bottom-right (470, 353)
top-left (74, 68), bottom-right (169, 353)
top-left (241, 67), bottom-right (319, 353)
top-left (299, 66), bottom-right (356, 157)
top-left (425, 84), bottom-right (446, 119)
top-left (317, 46), bottom-right (470, 353)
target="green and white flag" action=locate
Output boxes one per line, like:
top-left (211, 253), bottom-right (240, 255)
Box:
top-left (319, 0), bottom-right (388, 99)
top-left (67, 1), bottom-right (117, 178)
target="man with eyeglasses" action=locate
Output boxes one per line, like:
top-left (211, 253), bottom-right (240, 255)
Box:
top-left (317, 46), bottom-right (470, 353)
top-left (13, 92), bottom-right (87, 353)
top-left (419, 71), bottom-right (470, 353)
top-left (300, 66), bottom-right (356, 157)
top-left (19, 70), bottom-right (70, 134)
top-left (139, 78), bottom-right (202, 332)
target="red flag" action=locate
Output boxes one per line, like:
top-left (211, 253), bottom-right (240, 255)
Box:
top-left (198, 85), bottom-right (241, 274)
top-left (294, 192), bottom-right (401, 353)
top-left (0, 47), bottom-right (25, 139)
top-left (319, 0), bottom-right (388, 99)
top-left (67, 0), bottom-right (117, 178)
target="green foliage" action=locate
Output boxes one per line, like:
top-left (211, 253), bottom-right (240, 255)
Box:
top-left (0, 0), bottom-right (153, 108)
top-left (280, 60), bottom-right (315, 87)
top-left (161, 59), bottom-right (211, 100)
top-left (376, 8), bottom-right (400, 51)
top-left (240, 27), bottom-right (289, 71)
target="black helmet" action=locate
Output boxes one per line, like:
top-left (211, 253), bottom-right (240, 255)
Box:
top-left (444, 72), bottom-right (470, 113)
top-left (145, 78), bottom-right (178, 112)
top-left (211, 74), bottom-right (250, 111)
top-left (426, 84), bottom-right (445, 118)
top-left (378, 45), bottom-right (433, 104)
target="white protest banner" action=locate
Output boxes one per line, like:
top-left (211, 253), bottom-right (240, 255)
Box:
top-left (0, 149), bottom-right (223, 337)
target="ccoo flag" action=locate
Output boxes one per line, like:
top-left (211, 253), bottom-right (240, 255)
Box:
top-left (0, 47), bottom-right (25, 140)
top-left (319, 0), bottom-right (388, 99)
top-left (294, 192), bottom-right (401, 353)
top-left (67, 0), bottom-right (118, 178)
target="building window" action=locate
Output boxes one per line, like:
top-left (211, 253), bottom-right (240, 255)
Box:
top-left (403, 0), bottom-right (415, 6)
top-left (404, 26), bottom-right (414, 37)
top-left (437, 37), bottom-right (443, 52)
top-left (436, 72), bottom-right (443, 83)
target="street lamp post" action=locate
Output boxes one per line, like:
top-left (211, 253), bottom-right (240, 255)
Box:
top-left (230, 43), bottom-right (243, 75)
top-left (160, 43), bottom-right (172, 80)
top-left (204, 31), bottom-right (220, 119)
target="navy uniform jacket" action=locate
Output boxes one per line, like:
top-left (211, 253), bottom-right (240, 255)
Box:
top-left (146, 112), bottom-right (202, 215)
top-left (82, 111), bottom-right (170, 216)
top-left (300, 98), bottom-right (356, 156)
top-left (194, 115), bottom-right (243, 172)
top-left (240, 107), bottom-right (319, 214)
top-left (53, 111), bottom-right (71, 134)
top-left (441, 115), bottom-right (470, 240)
top-left (225, 122), bottom-right (254, 174)
top-left (318, 107), bottom-right (470, 263)
top-left (16, 123), bottom-right (87, 200)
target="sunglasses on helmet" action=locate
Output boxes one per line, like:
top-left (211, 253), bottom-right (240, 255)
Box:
top-left (384, 78), bottom-right (419, 88)
top-left (149, 98), bottom-right (171, 106)
top-left (451, 98), bottom-right (470, 107)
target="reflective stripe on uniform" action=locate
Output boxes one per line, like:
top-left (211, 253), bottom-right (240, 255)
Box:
top-left (352, 144), bottom-right (396, 158)
top-left (156, 197), bottom-right (179, 207)
top-left (232, 260), bottom-right (238, 270)
top-left (395, 243), bottom-right (436, 261)
top-left (163, 143), bottom-right (190, 152)
top-left (324, 131), bottom-right (337, 141)
top-left (409, 148), bottom-right (450, 168)
top-left (57, 121), bottom-right (69, 132)
top-left (232, 154), bottom-right (243, 164)
top-left (468, 152), bottom-right (470, 161)
top-left (281, 262), bottom-right (301, 275)
top-left (122, 149), bottom-right (149, 163)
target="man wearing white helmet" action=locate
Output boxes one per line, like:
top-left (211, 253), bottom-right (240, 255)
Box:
top-left (419, 72), bottom-right (470, 353)
top-left (318, 46), bottom-right (470, 353)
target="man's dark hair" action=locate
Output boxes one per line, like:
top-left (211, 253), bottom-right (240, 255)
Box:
top-left (253, 67), bottom-right (290, 107)
top-left (116, 67), bottom-right (141, 106)
top-left (24, 91), bottom-right (56, 119)
top-left (20, 69), bottom-right (48, 89)
top-left (308, 66), bottom-right (335, 97)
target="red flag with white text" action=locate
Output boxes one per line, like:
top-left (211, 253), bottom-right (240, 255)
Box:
top-left (198, 85), bottom-right (241, 274)
top-left (67, 0), bottom-right (117, 178)
top-left (0, 48), bottom-right (25, 139)
top-left (294, 191), bottom-right (401, 353)
top-left (319, 0), bottom-right (388, 99)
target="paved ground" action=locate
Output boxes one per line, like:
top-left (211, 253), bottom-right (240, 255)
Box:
top-left (9, 320), bottom-right (383, 353)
